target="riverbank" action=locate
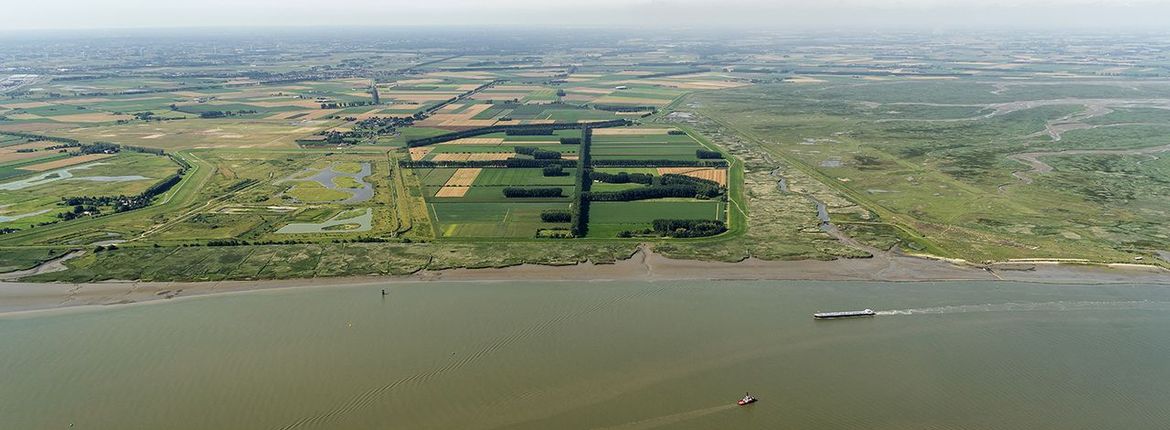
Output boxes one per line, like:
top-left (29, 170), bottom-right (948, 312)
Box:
top-left (2, 246), bottom-right (1168, 315)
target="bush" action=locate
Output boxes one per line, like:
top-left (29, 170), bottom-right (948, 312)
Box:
top-left (696, 149), bottom-right (724, 159)
top-left (503, 187), bottom-right (563, 198)
top-left (541, 210), bottom-right (572, 222)
top-left (506, 127), bottom-right (553, 136)
top-left (543, 165), bottom-right (567, 176)
top-left (589, 171), bottom-right (653, 184)
top-left (652, 219), bottom-right (727, 238)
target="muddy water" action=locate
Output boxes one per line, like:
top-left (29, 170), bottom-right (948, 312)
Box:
top-left (2, 280), bottom-right (1169, 429)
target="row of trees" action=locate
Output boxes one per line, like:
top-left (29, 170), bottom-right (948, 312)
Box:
top-left (399, 159), bottom-right (575, 169)
top-left (514, 146), bottom-right (562, 160)
top-left (506, 127), bottom-right (554, 136)
top-left (587, 174), bottom-right (724, 202)
top-left (589, 171), bottom-right (653, 185)
top-left (592, 159), bottom-right (727, 168)
top-left (570, 127), bottom-right (594, 236)
top-left (653, 219), bottom-right (727, 237)
top-left (198, 110), bottom-right (257, 119)
top-left (503, 187), bottom-right (563, 198)
top-left (542, 164), bottom-right (568, 177)
top-left (540, 210), bottom-right (572, 222)
top-left (696, 149), bottom-right (724, 159)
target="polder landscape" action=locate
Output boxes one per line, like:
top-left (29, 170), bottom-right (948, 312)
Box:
top-left (3, 26), bottom-right (1170, 430)
top-left (4, 31), bottom-right (1169, 281)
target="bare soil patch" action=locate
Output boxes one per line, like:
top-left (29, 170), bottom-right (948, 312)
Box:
top-left (19, 154), bottom-right (113, 171)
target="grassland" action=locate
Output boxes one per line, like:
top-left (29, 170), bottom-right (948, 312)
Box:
top-left (690, 77), bottom-right (1170, 263)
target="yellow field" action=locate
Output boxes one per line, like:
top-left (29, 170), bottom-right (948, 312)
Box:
top-left (431, 153), bottom-right (512, 162)
top-left (657, 167), bottom-right (728, 186)
top-left (0, 150), bottom-right (55, 163)
top-left (446, 138), bottom-right (505, 145)
top-left (434, 168), bottom-right (483, 197)
top-left (408, 147), bottom-right (434, 161)
top-left (19, 154), bottom-right (114, 171)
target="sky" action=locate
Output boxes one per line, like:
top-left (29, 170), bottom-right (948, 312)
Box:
top-left (8, 0), bottom-right (1170, 31)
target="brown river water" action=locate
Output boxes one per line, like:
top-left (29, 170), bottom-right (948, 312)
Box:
top-left (2, 280), bottom-right (1169, 429)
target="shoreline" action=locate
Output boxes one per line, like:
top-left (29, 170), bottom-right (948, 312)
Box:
top-left (2, 247), bottom-right (1168, 315)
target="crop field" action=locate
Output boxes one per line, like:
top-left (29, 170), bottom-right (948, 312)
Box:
top-left (404, 123), bottom-right (733, 239)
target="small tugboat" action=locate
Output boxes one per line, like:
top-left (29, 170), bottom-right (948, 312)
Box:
top-left (813, 309), bottom-right (876, 319)
top-left (737, 392), bottom-right (757, 406)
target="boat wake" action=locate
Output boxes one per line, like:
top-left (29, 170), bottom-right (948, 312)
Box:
top-left (593, 404), bottom-right (738, 430)
top-left (877, 300), bottom-right (1170, 316)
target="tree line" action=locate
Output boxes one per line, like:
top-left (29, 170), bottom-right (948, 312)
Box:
top-left (503, 187), bottom-right (564, 198)
top-left (586, 174), bottom-right (724, 202)
top-left (399, 159), bottom-right (575, 169)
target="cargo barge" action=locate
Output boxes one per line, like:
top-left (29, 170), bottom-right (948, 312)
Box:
top-left (813, 309), bottom-right (876, 319)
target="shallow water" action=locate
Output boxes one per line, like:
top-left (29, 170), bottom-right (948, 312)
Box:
top-left (2, 280), bottom-right (1169, 429)
top-left (276, 208), bottom-right (373, 233)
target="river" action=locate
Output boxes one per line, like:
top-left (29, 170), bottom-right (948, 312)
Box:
top-left (1, 280), bottom-right (1168, 429)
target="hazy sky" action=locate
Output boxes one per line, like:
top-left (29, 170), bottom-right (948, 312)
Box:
top-left (8, 0), bottom-right (1170, 30)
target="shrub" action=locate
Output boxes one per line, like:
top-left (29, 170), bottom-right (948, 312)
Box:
top-left (543, 165), bottom-right (567, 176)
top-left (652, 219), bottom-right (727, 238)
top-left (541, 210), bottom-right (572, 222)
top-left (696, 149), bottom-right (724, 159)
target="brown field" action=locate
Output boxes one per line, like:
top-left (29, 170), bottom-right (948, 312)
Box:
top-left (493, 85), bottom-right (543, 91)
top-left (417, 104), bottom-right (497, 128)
top-left (425, 71), bottom-right (496, 80)
top-left (408, 147), bottom-right (434, 161)
top-left (784, 76), bottom-right (828, 84)
top-left (469, 93), bottom-right (529, 101)
top-left (591, 96), bottom-right (673, 105)
top-left (637, 79), bottom-right (749, 90)
top-left (172, 91), bottom-right (211, 98)
top-left (431, 153), bottom-right (512, 162)
top-left (444, 168), bottom-right (483, 186)
top-left (657, 167), bottom-right (728, 186)
top-left (0, 101), bottom-right (54, 109)
top-left (393, 78), bottom-right (444, 85)
top-left (561, 95), bottom-right (597, 103)
top-left (302, 109), bottom-right (343, 120)
top-left (46, 112), bottom-right (133, 123)
top-left (383, 94), bottom-right (460, 102)
top-left (434, 168), bottom-right (483, 197)
top-left (244, 100), bottom-right (323, 108)
top-left (0, 150), bottom-right (56, 164)
top-left (19, 154), bottom-right (113, 171)
top-left (434, 187), bottom-right (469, 197)
top-left (446, 138), bottom-right (505, 145)
top-left (567, 87), bottom-right (614, 95)
top-left (593, 128), bottom-right (674, 135)
top-left (3, 141), bottom-right (57, 152)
